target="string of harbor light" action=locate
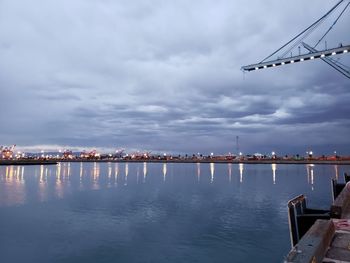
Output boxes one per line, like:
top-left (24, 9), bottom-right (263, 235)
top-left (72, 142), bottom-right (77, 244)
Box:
top-left (242, 45), bottom-right (349, 71)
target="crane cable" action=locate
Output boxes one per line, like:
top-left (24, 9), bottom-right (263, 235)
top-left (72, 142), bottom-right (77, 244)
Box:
top-left (260, 0), bottom-right (345, 63)
top-left (314, 1), bottom-right (350, 48)
top-left (278, 20), bottom-right (324, 59)
top-left (281, 1), bottom-right (349, 59)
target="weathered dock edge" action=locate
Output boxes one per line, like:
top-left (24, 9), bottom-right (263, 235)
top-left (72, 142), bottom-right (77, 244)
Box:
top-left (286, 175), bottom-right (350, 262)
top-left (331, 183), bottom-right (350, 219)
top-left (287, 195), bottom-right (330, 247)
top-left (285, 220), bottom-right (335, 263)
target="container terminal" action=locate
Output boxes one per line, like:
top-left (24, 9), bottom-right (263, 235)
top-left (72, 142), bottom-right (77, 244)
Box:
top-left (2, 144), bottom-right (350, 165)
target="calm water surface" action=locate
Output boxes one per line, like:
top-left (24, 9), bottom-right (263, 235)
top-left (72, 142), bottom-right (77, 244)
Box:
top-left (0, 162), bottom-right (348, 263)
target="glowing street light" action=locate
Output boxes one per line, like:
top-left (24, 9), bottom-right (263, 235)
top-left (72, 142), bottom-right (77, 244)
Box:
top-left (307, 151), bottom-right (313, 159)
top-left (271, 151), bottom-right (276, 159)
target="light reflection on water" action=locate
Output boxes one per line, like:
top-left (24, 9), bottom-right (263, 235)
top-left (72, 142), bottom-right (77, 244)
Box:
top-left (0, 162), bottom-right (346, 207)
top-left (228, 163), bottom-right (232, 182)
top-left (125, 162), bottom-right (129, 186)
top-left (143, 162), bottom-right (147, 183)
top-left (272, 163), bottom-right (277, 184)
top-left (0, 166), bottom-right (26, 205)
top-left (239, 163), bottom-right (244, 183)
top-left (210, 162), bottom-right (215, 183)
top-left (197, 162), bottom-right (201, 182)
top-left (163, 163), bottom-right (167, 182)
top-left (0, 162), bottom-right (349, 263)
top-left (335, 164), bottom-right (339, 179)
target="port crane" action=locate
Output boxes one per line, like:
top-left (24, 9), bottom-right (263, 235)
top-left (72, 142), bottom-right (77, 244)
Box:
top-left (80, 149), bottom-right (100, 159)
top-left (62, 149), bottom-right (73, 159)
top-left (241, 0), bottom-right (350, 79)
top-left (1, 145), bottom-right (16, 159)
top-left (115, 148), bottom-right (125, 158)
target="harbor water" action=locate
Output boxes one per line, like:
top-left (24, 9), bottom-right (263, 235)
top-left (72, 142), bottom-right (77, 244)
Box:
top-left (0, 162), bottom-right (347, 263)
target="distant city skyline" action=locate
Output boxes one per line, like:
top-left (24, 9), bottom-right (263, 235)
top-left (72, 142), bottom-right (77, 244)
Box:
top-left (1, 0), bottom-right (349, 154)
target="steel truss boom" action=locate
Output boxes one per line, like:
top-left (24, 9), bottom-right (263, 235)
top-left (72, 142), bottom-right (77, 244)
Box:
top-left (302, 42), bottom-right (350, 79)
top-left (241, 0), bottom-right (350, 77)
top-left (241, 45), bottom-right (350, 72)
top-left (258, 0), bottom-right (346, 64)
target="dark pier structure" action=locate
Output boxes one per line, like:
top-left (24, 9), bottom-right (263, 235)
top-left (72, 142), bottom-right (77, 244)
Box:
top-left (285, 173), bottom-right (350, 262)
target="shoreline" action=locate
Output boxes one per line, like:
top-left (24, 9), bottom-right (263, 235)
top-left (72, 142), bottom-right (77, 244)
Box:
top-left (0, 160), bottom-right (58, 166)
top-left (1, 159), bottom-right (350, 166)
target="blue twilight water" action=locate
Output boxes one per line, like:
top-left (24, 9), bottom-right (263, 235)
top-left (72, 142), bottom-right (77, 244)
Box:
top-left (0, 162), bottom-right (348, 263)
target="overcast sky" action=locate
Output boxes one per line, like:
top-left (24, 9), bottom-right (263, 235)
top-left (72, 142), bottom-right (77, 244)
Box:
top-left (1, 0), bottom-right (350, 155)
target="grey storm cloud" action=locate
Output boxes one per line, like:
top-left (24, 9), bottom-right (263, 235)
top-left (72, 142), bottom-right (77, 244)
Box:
top-left (0, 0), bottom-right (350, 155)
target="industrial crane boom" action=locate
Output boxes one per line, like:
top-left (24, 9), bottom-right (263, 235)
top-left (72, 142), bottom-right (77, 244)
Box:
top-left (241, 45), bottom-right (349, 72)
top-left (302, 42), bottom-right (350, 79)
top-left (241, 0), bottom-right (350, 79)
